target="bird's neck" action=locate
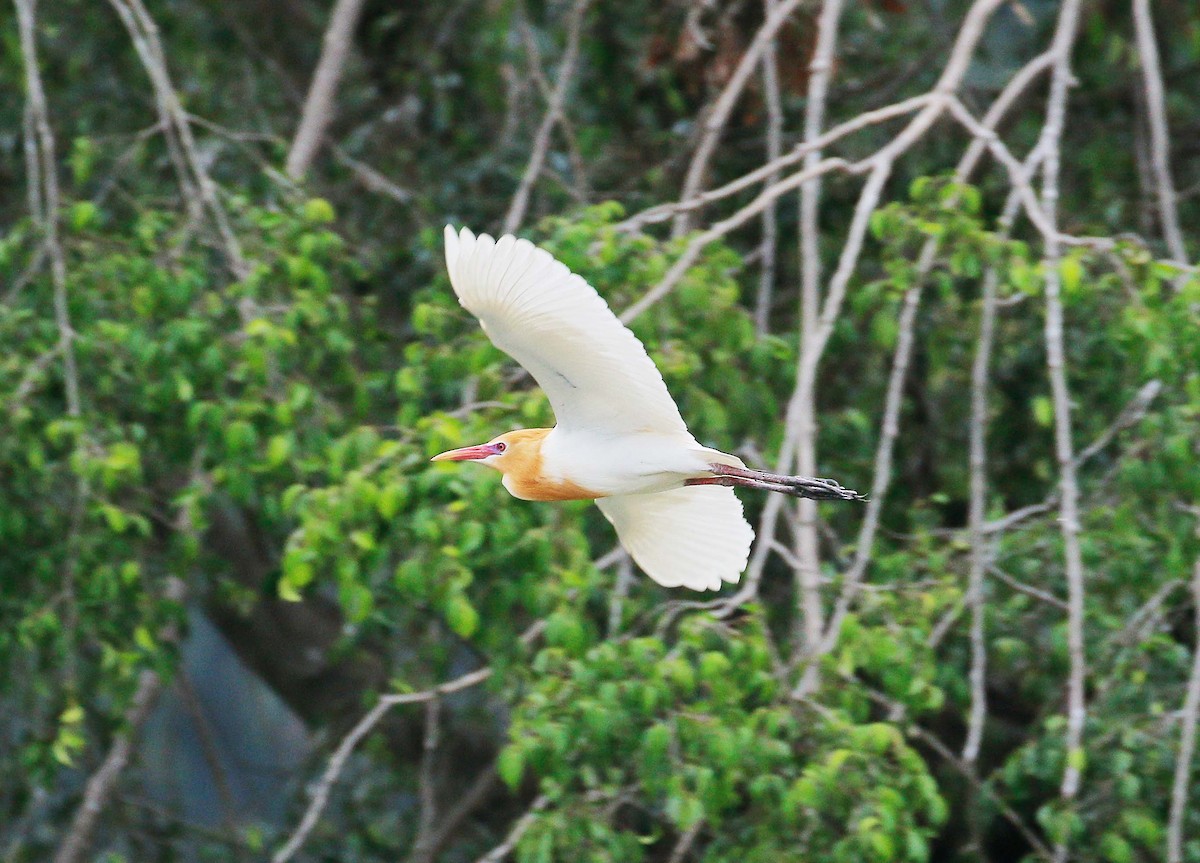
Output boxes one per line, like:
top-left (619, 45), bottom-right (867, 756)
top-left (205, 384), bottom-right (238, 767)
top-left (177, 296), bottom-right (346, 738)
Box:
top-left (499, 428), bottom-right (603, 501)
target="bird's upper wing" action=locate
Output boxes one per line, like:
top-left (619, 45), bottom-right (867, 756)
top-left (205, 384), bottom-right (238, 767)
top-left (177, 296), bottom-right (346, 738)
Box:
top-left (596, 486), bottom-right (753, 591)
top-left (444, 226), bottom-right (690, 437)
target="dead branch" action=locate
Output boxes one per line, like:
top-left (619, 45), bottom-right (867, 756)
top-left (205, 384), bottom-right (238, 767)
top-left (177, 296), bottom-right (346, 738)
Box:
top-left (1033, 0), bottom-right (1087, 841)
top-left (753, 0), bottom-right (784, 335)
top-left (105, 0), bottom-right (249, 280)
top-left (52, 670), bottom-right (166, 863)
top-left (474, 794), bottom-right (549, 863)
top-left (674, 0), bottom-right (807, 236)
top-left (1131, 0), bottom-right (1190, 268)
top-left (15, 0), bottom-right (80, 418)
top-left (502, 0), bottom-right (592, 235)
top-left (1167, 549), bottom-right (1200, 863)
top-left (272, 667), bottom-right (494, 863)
top-left (286, 0), bottom-right (368, 179)
top-left (788, 0), bottom-right (847, 680)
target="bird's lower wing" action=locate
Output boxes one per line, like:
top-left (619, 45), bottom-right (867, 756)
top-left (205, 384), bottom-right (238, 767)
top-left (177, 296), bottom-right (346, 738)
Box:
top-left (596, 487), bottom-right (754, 591)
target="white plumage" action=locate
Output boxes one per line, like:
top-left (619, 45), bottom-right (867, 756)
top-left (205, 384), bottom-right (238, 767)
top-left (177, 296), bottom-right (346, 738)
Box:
top-left (439, 226), bottom-right (753, 591)
top-left (436, 226), bottom-right (862, 590)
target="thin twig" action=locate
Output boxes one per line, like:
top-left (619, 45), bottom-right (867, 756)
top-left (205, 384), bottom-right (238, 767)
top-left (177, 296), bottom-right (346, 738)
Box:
top-left (286, 0), bottom-right (368, 178)
top-left (272, 667), bottom-right (494, 863)
top-left (474, 794), bottom-right (549, 863)
top-left (502, 0), bottom-right (592, 235)
top-left (980, 379), bottom-right (1162, 536)
top-left (411, 696), bottom-right (442, 860)
top-left (608, 553), bottom-right (634, 636)
top-left (175, 671), bottom-right (240, 837)
top-left (410, 765), bottom-right (499, 863)
top-left (963, 181), bottom-right (1029, 764)
top-left (988, 564), bottom-right (1068, 611)
top-left (753, 0), bottom-right (784, 335)
top-left (52, 670), bottom-right (164, 863)
top-left (674, 0), bottom-right (807, 236)
top-left (1131, 0), bottom-right (1189, 268)
top-left (1167, 549), bottom-right (1200, 863)
top-left (105, 0), bottom-right (249, 281)
top-left (53, 578), bottom-right (186, 863)
top-left (620, 94), bottom-right (931, 234)
top-left (667, 819), bottom-right (704, 863)
top-left (15, 0), bottom-right (80, 418)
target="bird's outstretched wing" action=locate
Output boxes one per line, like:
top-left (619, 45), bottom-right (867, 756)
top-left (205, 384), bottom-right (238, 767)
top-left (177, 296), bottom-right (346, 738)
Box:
top-left (444, 226), bottom-right (690, 437)
top-left (596, 487), bottom-right (753, 590)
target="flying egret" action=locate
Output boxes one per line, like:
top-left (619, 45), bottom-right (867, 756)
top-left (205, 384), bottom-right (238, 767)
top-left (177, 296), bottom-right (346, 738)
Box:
top-left (432, 226), bottom-right (862, 591)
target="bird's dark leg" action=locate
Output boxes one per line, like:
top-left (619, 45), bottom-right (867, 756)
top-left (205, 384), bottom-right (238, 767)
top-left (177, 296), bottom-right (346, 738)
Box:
top-left (685, 464), bottom-right (866, 501)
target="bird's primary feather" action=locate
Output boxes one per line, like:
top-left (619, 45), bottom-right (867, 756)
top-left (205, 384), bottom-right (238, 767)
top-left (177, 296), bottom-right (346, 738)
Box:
top-left (596, 487), bottom-right (753, 591)
top-left (443, 226), bottom-right (690, 437)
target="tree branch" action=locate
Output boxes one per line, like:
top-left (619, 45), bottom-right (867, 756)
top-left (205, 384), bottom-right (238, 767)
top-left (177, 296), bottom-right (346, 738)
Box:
top-left (791, 0), bottom-right (846, 681)
top-left (1131, 0), bottom-right (1190, 268)
top-left (272, 666), bottom-right (494, 863)
top-left (1032, 0), bottom-right (1088, 849)
top-left (1167, 549), bottom-right (1200, 863)
top-left (502, 0), bottom-right (592, 235)
top-left (286, 0), bottom-right (368, 179)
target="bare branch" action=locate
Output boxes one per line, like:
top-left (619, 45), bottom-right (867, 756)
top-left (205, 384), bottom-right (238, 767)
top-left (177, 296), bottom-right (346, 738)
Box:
top-left (981, 379), bottom-right (1162, 536)
top-left (175, 670), bottom-right (240, 835)
top-left (1131, 0), bottom-right (1190, 268)
top-left (1032, 0), bottom-right (1088, 839)
top-left (753, 0), bottom-right (784, 335)
top-left (332, 146), bottom-right (413, 204)
top-left (791, 0), bottom-right (847, 680)
top-left (474, 794), bottom-right (549, 863)
top-left (105, 0), bottom-right (249, 280)
top-left (624, 0), bottom-right (1007, 324)
top-left (502, 0), bottom-right (592, 235)
top-left (272, 667), bottom-right (494, 863)
top-left (410, 764), bottom-right (499, 863)
top-left (673, 0), bottom-right (807, 236)
top-left (963, 182), bottom-right (1028, 764)
top-left (988, 564), bottom-right (1068, 611)
top-left (1167, 550), bottom-right (1200, 863)
top-left (286, 0), bottom-right (368, 179)
top-left (667, 819), bottom-right (704, 863)
top-left (53, 578), bottom-right (185, 863)
top-left (15, 0), bottom-right (80, 418)
top-left (619, 94), bottom-right (932, 234)
top-left (53, 670), bottom-right (165, 863)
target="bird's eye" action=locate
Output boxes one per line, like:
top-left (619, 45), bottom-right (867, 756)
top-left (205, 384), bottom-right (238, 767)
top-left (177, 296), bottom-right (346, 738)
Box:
top-left (494, 442), bottom-right (507, 453)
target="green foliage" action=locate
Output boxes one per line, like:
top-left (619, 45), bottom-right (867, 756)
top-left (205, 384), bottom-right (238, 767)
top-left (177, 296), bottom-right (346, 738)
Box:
top-left (4, 0), bottom-right (1200, 858)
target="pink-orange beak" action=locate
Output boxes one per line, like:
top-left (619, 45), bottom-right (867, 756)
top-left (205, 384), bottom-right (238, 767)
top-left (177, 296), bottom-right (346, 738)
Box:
top-left (431, 443), bottom-right (500, 462)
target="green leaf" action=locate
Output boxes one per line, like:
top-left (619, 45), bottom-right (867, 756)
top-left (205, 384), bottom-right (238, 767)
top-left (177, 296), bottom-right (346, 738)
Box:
top-left (1059, 255), bottom-right (1084, 294)
top-left (445, 594), bottom-right (479, 638)
top-left (70, 201), bottom-right (99, 231)
top-left (497, 744), bottom-right (525, 789)
top-left (69, 136), bottom-right (96, 185)
top-left (1032, 395), bottom-right (1053, 428)
top-left (303, 198), bottom-right (336, 224)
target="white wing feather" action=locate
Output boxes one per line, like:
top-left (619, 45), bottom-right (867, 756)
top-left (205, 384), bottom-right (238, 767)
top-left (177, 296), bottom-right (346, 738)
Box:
top-left (444, 226), bottom-right (690, 436)
top-left (596, 487), bottom-right (753, 591)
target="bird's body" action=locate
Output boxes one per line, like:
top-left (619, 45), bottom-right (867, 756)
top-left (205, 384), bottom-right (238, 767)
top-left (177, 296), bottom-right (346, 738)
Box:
top-left (497, 427), bottom-right (743, 501)
top-left (432, 226), bottom-right (861, 591)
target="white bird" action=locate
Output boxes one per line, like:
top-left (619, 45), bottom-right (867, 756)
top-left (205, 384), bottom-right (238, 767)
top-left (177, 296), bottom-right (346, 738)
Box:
top-left (432, 226), bottom-right (862, 591)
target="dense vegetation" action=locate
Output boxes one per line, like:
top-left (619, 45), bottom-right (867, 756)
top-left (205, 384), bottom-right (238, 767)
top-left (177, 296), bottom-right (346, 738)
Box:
top-left (2, 0), bottom-right (1198, 861)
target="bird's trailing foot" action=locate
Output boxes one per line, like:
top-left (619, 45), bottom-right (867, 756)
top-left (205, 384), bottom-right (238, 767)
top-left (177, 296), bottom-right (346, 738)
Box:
top-left (686, 463), bottom-right (866, 501)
